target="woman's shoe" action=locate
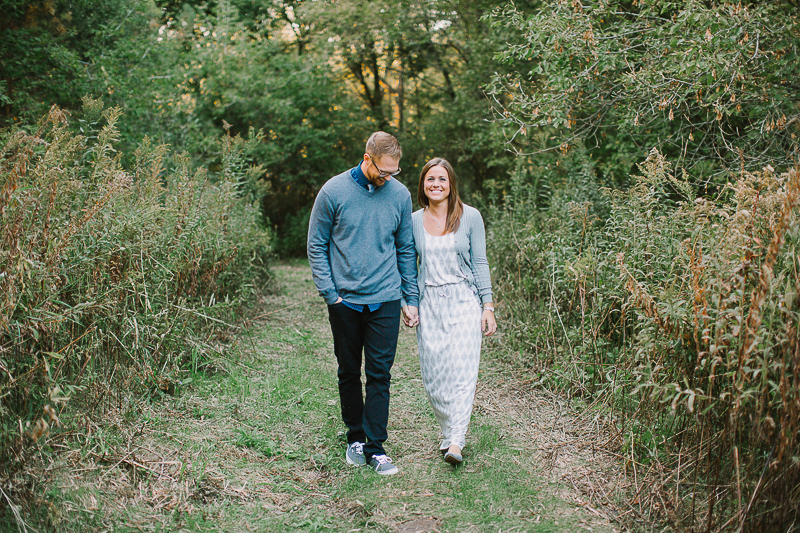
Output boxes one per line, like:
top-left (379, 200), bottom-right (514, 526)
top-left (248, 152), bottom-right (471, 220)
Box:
top-left (444, 446), bottom-right (462, 465)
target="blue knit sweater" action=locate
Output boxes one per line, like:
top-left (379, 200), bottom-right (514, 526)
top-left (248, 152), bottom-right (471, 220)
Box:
top-left (307, 170), bottom-right (419, 307)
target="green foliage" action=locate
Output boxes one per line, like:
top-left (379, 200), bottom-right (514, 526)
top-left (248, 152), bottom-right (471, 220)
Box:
top-left (234, 429), bottom-right (278, 457)
top-left (487, 0), bottom-right (800, 187)
top-left (0, 100), bottom-right (271, 522)
top-left (0, 0), bottom-right (158, 126)
top-left (488, 146), bottom-right (800, 530)
top-left (297, 0), bottom-right (520, 193)
top-left (273, 206), bottom-right (312, 258)
top-left (113, 2), bottom-right (373, 252)
top-left (2, 0), bottom-right (530, 257)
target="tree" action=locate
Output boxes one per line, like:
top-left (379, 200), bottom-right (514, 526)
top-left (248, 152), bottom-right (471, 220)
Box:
top-left (487, 0), bottom-right (800, 189)
top-left (0, 0), bottom-right (156, 127)
top-left (2, 0), bottom-right (541, 255)
top-left (298, 0), bottom-right (529, 196)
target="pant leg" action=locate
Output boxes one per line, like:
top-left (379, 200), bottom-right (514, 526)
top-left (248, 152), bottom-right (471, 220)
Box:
top-left (327, 302), bottom-right (367, 445)
top-left (361, 300), bottom-right (401, 460)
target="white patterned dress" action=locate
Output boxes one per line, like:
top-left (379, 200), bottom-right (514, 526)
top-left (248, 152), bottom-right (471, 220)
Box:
top-left (417, 230), bottom-right (483, 451)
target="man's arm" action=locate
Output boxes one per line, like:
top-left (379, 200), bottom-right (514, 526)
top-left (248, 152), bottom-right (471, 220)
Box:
top-left (307, 190), bottom-right (339, 304)
top-left (396, 196), bottom-right (419, 311)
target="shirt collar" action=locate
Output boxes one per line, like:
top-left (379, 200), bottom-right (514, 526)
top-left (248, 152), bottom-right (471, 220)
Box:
top-left (350, 162), bottom-right (372, 191)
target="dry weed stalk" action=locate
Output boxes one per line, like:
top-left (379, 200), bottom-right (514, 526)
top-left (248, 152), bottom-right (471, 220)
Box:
top-left (1, 101), bottom-right (271, 527)
top-left (617, 155), bottom-right (800, 530)
top-left (48, 170), bottom-right (133, 268)
top-left (734, 167), bottom-right (799, 412)
top-left (488, 136), bottom-right (800, 529)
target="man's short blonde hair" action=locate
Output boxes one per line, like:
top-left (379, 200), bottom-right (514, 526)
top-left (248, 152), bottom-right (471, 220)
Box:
top-left (365, 131), bottom-right (402, 160)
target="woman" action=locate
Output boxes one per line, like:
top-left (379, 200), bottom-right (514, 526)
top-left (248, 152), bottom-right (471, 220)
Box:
top-left (402, 157), bottom-right (497, 465)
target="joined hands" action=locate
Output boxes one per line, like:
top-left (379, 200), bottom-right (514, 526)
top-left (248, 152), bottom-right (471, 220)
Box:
top-left (401, 305), bottom-right (419, 327)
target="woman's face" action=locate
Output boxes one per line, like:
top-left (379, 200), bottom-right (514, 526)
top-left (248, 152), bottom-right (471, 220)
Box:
top-left (423, 165), bottom-right (450, 203)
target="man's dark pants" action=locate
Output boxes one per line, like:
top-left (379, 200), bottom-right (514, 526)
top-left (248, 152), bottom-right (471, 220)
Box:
top-left (327, 299), bottom-right (401, 462)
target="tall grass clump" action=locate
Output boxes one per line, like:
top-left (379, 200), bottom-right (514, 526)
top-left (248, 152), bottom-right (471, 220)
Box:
top-left (489, 148), bottom-right (800, 530)
top-left (0, 99), bottom-right (270, 521)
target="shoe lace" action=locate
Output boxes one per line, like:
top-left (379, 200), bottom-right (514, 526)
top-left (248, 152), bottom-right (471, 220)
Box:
top-left (350, 442), bottom-right (364, 454)
top-left (372, 454), bottom-right (392, 465)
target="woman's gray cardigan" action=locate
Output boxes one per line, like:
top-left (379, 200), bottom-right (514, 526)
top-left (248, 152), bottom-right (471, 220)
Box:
top-left (404, 204), bottom-right (493, 307)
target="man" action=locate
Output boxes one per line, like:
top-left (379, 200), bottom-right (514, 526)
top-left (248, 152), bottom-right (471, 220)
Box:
top-left (307, 131), bottom-right (419, 476)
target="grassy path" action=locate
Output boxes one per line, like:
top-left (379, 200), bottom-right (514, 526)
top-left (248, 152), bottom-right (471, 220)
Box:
top-left (46, 260), bottom-right (625, 532)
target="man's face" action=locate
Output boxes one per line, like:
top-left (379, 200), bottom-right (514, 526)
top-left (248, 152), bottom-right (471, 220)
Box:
top-left (365, 154), bottom-right (401, 187)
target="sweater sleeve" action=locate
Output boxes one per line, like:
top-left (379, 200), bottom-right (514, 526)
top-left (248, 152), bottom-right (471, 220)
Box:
top-left (395, 194), bottom-right (419, 307)
top-left (307, 189), bottom-right (339, 304)
top-left (468, 208), bottom-right (493, 304)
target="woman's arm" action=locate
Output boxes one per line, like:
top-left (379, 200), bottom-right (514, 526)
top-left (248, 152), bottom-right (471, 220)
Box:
top-left (467, 207), bottom-right (496, 335)
top-left (467, 207), bottom-right (493, 305)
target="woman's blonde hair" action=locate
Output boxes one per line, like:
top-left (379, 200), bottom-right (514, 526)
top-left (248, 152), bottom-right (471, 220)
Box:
top-left (417, 157), bottom-right (463, 234)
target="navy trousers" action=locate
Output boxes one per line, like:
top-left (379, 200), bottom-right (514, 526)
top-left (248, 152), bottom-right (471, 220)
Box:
top-left (327, 299), bottom-right (400, 461)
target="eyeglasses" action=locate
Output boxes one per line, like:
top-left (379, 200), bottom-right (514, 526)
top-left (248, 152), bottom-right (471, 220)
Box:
top-left (369, 156), bottom-right (401, 178)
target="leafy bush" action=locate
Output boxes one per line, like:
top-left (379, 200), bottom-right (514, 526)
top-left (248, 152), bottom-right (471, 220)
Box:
top-left (489, 148), bottom-right (800, 530)
top-left (0, 99), bottom-right (271, 520)
top-left (487, 0), bottom-right (800, 186)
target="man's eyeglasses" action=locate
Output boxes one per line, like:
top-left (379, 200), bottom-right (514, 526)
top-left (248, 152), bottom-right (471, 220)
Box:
top-left (369, 156), bottom-right (401, 178)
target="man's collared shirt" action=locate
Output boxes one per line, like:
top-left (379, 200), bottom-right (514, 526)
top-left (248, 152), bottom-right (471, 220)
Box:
top-left (350, 162), bottom-right (374, 192)
top-left (342, 301), bottom-right (383, 312)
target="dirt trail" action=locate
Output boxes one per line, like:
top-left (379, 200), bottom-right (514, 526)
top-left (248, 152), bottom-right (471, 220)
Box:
top-left (43, 260), bottom-right (628, 532)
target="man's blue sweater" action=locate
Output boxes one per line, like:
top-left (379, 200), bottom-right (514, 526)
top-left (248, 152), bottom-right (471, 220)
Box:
top-left (307, 169), bottom-right (419, 307)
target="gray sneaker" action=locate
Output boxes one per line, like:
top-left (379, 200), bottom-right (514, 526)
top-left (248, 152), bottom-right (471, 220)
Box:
top-left (346, 442), bottom-right (366, 466)
top-left (368, 454), bottom-right (399, 475)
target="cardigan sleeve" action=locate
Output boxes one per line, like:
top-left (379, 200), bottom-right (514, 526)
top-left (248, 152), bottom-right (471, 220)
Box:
top-left (467, 207), bottom-right (493, 304)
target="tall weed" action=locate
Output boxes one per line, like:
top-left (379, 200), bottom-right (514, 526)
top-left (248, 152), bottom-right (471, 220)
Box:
top-left (0, 99), bottom-right (271, 521)
top-left (489, 148), bottom-right (800, 530)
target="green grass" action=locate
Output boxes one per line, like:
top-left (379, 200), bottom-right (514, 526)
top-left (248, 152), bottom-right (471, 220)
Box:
top-left (27, 260), bottom-right (617, 532)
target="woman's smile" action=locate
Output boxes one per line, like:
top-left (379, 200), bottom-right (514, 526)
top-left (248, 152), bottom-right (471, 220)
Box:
top-left (423, 165), bottom-right (451, 201)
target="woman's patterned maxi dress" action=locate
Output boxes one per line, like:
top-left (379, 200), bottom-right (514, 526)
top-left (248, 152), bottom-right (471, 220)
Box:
top-left (416, 229), bottom-right (483, 451)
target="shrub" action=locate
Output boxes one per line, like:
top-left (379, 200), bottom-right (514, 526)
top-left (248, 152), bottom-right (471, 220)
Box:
top-left (487, 0), bottom-right (800, 187)
top-left (0, 99), bottom-right (271, 521)
top-left (489, 148), bottom-right (800, 530)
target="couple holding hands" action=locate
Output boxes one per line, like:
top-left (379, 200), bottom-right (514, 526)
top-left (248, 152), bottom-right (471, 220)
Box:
top-left (307, 131), bottom-right (496, 475)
